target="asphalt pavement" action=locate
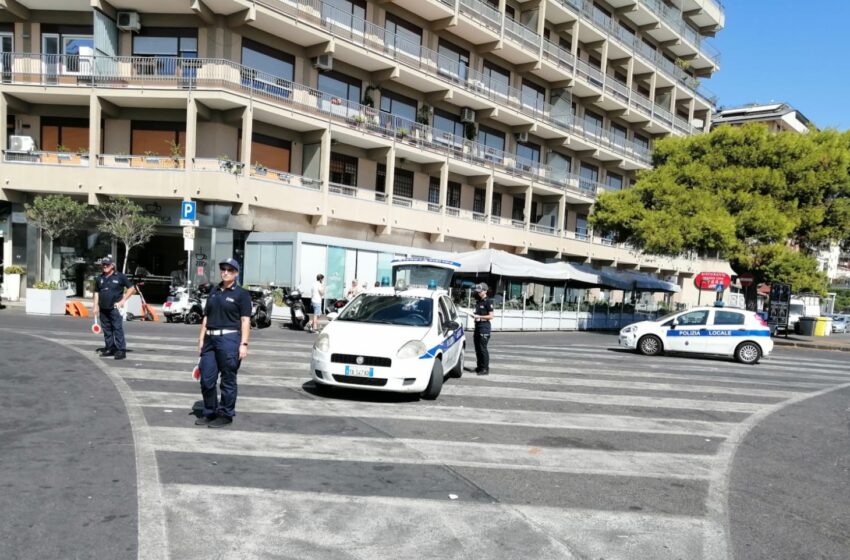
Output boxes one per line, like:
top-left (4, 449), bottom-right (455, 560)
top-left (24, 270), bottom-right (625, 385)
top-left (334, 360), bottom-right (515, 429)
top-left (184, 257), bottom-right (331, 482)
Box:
top-left (1, 308), bottom-right (849, 559)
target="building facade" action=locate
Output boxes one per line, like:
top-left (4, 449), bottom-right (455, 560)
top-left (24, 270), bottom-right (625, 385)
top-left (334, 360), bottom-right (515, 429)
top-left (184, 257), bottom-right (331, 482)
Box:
top-left (0, 0), bottom-right (726, 302)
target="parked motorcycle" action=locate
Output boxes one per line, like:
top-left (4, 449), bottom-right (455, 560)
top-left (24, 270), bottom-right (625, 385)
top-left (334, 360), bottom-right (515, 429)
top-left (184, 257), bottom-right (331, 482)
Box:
top-left (162, 284), bottom-right (204, 324)
top-left (284, 287), bottom-right (310, 330)
top-left (249, 286), bottom-right (274, 329)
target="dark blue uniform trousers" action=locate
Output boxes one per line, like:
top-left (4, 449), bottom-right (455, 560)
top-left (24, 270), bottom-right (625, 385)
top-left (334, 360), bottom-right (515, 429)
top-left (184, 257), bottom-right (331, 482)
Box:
top-left (473, 324), bottom-right (491, 370)
top-left (99, 307), bottom-right (126, 352)
top-left (199, 332), bottom-right (241, 418)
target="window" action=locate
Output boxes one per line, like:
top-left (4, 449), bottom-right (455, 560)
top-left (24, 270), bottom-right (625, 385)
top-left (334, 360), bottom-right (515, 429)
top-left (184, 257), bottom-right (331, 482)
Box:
top-left (676, 310), bottom-right (709, 325)
top-left (559, 36), bottom-right (572, 51)
top-left (478, 125), bottom-right (505, 162)
top-left (483, 60), bottom-right (511, 98)
top-left (239, 131), bottom-right (291, 172)
top-left (330, 152), bottom-right (358, 186)
top-left (394, 168), bottom-right (414, 199)
top-left (516, 141), bottom-right (540, 164)
top-left (241, 38), bottom-right (293, 82)
top-left (379, 90), bottom-right (417, 124)
top-left (473, 188), bottom-right (485, 214)
top-left (41, 117), bottom-right (90, 152)
top-left (576, 213), bottom-right (588, 237)
top-left (428, 176), bottom-right (440, 205)
top-left (634, 134), bottom-right (650, 152)
top-left (521, 79), bottom-right (545, 111)
top-left (131, 28), bottom-right (197, 77)
top-left (385, 13), bottom-right (421, 58)
top-left (579, 162), bottom-right (599, 192)
top-left (323, 0), bottom-right (366, 32)
top-left (131, 121), bottom-right (186, 156)
top-left (433, 109), bottom-right (464, 144)
top-left (511, 195), bottom-right (525, 221)
top-left (376, 163), bottom-right (386, 194)
top-left (714, 311), bottom-right (745, 326)
top-left (437, 40), bottom-right (469, 81)
top-left (447, 181), bottom-right (461, 209)
top-left (318, 71), bottom-right (361, 104)
top-left (584, 110), bottom-right (604, 133)
top-left (605, 171), bottom-right (623, 191)
top-left (492, 192), bottom-right (502, 217)
top-left (611, 122), bottom-right (628, 147)
top-left (42, 25), bottom-right (94, 75)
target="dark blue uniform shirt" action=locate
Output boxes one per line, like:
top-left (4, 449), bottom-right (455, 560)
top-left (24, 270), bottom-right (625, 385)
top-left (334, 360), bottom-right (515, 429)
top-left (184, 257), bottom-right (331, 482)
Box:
top-left (96, 272), bottom-right (133, 310)
top-left (204, 283), bottom-right (252, 329)
top-left (474, 297), bottom-right (493, 329)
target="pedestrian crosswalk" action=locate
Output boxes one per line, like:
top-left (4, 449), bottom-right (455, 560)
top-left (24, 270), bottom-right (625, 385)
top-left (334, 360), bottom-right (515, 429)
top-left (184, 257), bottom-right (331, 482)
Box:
top-left (30, 325), bottom-right (850, 559)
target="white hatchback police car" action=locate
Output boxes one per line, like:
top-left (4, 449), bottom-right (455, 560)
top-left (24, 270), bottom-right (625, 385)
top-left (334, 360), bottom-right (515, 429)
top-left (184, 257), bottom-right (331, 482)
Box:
top-left (619, 306), bottom-right (773, 364)
top-left (310, 286), bottom-right (465, 400)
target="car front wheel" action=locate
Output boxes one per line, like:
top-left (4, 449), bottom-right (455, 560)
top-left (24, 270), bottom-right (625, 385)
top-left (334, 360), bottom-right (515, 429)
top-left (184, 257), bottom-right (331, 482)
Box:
top-left (449, 345), bottom-right (464, 379)
top-left (421, 359), bottom-right (444, 400)
top-left (637, 335), bottom-right (663, 356)
top-left (735, 342), bottom-right (761, 365)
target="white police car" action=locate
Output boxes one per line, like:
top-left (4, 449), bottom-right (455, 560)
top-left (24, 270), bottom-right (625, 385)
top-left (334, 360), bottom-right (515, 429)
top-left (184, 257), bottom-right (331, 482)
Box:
top-left (619, 306), bottom-right (773, 364)
top-left (310, 286), bottom-right (464, 399)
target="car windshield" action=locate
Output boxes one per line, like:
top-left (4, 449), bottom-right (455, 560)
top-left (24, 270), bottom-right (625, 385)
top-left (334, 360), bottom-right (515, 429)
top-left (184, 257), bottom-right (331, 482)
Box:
top-left (336, 294), bottom-right (433, 327)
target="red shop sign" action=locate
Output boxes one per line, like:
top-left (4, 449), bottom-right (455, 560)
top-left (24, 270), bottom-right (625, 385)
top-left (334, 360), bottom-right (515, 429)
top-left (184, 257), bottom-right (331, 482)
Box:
top-left (694, 272), bottom-right (731, 290)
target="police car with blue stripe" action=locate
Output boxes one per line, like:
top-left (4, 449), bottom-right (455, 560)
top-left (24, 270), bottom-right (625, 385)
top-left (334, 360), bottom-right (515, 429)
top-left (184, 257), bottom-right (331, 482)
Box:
top-left (619, 306), bottom-right (773, 364)
top-left (310, 258), bottom-right (463, 399)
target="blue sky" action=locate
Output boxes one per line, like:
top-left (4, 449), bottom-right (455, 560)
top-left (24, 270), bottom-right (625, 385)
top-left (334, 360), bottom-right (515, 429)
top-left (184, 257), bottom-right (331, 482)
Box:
top-left (707, 1), bottom-right (850, 130)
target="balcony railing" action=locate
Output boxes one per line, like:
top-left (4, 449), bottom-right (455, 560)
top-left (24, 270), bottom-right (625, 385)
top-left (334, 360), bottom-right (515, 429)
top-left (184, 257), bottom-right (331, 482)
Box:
top-left (638, 0), bottom-right (721, 63)
top-left (258, 0), bottom-right (665, 158)
top-left (3, 150), bottom-right (91, 165)
top-left (552, 0), bottom-right (717, 108)
top-left (250, 164), bottom-right (322, 190)
top-left (98, 153), bottom-right (186, 169)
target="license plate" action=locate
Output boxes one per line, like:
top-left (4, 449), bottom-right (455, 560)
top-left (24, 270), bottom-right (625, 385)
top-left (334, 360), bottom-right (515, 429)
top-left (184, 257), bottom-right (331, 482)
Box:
top-left (345, 365), bottom-right (374, 377)
top-left (294, 309), bottom-right (304, 318)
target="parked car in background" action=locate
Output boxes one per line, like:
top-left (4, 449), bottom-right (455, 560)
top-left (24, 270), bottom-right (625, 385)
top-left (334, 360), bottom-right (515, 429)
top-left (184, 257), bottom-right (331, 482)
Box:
top-left (831, 315), bottom-right (849, 333)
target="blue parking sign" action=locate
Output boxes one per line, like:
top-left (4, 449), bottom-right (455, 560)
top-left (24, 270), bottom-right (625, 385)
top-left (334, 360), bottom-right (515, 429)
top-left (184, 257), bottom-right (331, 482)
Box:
top-left (181, 201), bottom-right (197, 221)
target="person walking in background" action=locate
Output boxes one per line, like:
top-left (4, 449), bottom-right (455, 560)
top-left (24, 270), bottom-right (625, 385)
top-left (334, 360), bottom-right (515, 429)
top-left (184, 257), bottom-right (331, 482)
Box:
top-left (345, 279), bottom-right (360, 300)
top-left (310, 273), bottom-right (325, 333)
top-left (195, 258), bottom-right (251, 428)
top-left (92, 257), bottom-right (135, 360)
top-left (472, 282), bottom-right (494, 375)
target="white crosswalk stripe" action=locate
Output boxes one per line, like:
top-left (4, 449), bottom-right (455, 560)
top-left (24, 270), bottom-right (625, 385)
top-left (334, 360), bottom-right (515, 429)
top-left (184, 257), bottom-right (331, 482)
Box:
top-left (18, 324), bottom-right (850, 559)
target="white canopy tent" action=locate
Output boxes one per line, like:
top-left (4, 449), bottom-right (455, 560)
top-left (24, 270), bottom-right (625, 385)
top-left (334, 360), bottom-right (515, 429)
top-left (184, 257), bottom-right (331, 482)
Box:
top-left (453, 249), bottom-right (681, 293)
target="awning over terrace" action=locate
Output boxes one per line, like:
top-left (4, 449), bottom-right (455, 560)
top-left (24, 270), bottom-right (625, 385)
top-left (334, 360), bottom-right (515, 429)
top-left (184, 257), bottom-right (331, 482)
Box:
top-left (453, 249), bottom-right (681, 293)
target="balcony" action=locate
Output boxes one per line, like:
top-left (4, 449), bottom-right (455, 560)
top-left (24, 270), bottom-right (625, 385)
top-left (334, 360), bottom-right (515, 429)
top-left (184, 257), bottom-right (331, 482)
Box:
top-left (549, 0), bottom-right (716, 109)
top-left (638, 0), bottom-right (721, 63)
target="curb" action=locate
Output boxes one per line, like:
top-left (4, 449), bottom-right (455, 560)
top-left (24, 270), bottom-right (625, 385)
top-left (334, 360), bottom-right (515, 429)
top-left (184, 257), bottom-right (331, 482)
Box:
top-left (773, 340), bottom-right (850, 353)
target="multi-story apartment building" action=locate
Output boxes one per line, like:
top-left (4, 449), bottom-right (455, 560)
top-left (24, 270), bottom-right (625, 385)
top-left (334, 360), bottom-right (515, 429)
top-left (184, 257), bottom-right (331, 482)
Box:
top-left (0, 0), bottom-right (726, 302)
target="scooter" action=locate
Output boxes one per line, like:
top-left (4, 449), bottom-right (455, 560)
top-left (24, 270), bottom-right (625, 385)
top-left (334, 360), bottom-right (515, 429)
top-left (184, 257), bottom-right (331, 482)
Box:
top-left (284, 287), bottom-right (310, 330)
top-left (249, 286), bottom-right (274, 329)
top-left (162, 284), bottom-right (203, 324)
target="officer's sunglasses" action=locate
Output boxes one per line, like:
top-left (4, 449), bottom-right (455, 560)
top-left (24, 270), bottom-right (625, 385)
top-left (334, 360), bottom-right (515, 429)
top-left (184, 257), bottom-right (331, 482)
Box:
top-left (220, 267), bottom-right (237, 274)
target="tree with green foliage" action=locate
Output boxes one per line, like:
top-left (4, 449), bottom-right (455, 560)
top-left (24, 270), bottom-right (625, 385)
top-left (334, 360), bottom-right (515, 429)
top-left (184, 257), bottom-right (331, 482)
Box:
top-left (25, 195), bottom-right (91, 282)
top-left (590, 123), bottom-right (850, 294)
top-left (96, 197), bottom-right (159, 274)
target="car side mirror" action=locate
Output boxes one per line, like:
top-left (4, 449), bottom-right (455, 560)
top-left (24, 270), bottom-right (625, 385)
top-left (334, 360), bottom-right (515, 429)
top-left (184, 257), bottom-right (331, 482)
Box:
top-left (671, 319), bottom-right (679, 327)
top-left (446, 320), bottom-right (460, 332)
top-left (327, 312), bottom-right (339, 321)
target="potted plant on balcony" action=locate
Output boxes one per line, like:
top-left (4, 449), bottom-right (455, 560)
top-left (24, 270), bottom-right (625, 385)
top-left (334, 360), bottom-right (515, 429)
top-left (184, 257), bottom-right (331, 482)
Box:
top-left (166, 139), bottom-right (183, 168)
top-left (353, 113), bottom-right (366, 128)
top-left (56, 144), bottom-right (73, 164)
top-left (114, 151), bottom-right (131, 166)
top-left (142, 150), bottom-right (161, 167)
top-left (2, 264), bottom-right (25, 302)
top-left (253, 161), bottom-right (268, 176)
top-left (78, 147), bottom-right (90, 166)
top-left (397, 127), bottom-right (408, 140)
top-left (24, 194), bottom-right (90, 314)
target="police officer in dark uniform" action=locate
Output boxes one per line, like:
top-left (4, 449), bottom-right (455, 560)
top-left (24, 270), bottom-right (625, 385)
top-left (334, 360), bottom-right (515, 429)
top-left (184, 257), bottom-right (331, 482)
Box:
top-left (195, 258), bottom-right (252, 428)
top-left (92, 257), bottom-right (134, 360)
top-left (472, 282), bottom-right (494, 375)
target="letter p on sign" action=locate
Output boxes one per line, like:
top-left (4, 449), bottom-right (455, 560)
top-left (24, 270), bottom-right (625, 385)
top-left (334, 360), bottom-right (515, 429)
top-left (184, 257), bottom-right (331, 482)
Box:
top-left (181, 201), bottom-right (197, 221)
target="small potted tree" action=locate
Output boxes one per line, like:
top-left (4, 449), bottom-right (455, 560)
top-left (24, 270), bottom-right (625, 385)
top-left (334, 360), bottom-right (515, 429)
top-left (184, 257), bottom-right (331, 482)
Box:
top-left (24, 194), bottom-right (90, 315)
top-left (166, 139), bottom-right (183, 168)
top-left (2, 265), bottom-right (25, 302)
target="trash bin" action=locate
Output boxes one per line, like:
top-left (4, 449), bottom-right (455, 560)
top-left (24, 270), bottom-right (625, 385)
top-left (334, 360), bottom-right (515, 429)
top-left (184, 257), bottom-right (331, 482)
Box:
top-left (797, 317), bottom-right (817, 336)
top-left (814, 317), bottom-right (832, 337)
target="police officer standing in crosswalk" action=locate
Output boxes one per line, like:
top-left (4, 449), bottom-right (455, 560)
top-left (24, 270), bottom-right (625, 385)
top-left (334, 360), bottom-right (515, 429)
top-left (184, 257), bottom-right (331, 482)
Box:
top-left (472, 282), bottom-right (494, 375)
top-left (195, 258), bottom-right (252, 428)
top-left (93, 257), bottom-right (135, 360)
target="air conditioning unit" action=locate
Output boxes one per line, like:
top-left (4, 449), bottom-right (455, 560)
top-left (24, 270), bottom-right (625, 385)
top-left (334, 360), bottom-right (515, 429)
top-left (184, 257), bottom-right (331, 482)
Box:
top-left (460, 107), bottom-right (476, 124)
top-left (117, 11), bottom-right (141, 32)
top-left (312, 54), bottom-right (333, 72)
top-left (515, 131), bottom-right (529, 143)
top-left (9, 135), bottom-right (35, 152)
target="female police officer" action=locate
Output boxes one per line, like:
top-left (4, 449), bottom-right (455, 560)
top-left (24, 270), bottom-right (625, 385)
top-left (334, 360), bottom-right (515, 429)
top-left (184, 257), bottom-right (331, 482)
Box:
top-left (195, 258), bottom-right (252, 428)
top-left (472, 282), bottom-right (494, 375)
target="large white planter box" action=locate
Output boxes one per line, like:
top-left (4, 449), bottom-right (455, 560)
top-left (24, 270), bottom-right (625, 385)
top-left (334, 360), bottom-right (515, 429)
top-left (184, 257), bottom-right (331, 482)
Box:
top-left (25, 288), bottom-right (67, 315)
top-left (2, 274), bottom-right (22, 302)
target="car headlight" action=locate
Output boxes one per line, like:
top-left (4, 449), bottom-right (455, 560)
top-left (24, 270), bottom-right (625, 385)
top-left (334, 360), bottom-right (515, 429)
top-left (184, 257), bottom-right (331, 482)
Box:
top-left (397, 340), bottom-right (427, 359)
top-left (314, 333), bottom-right (330, 353)
top-left (621, 326), bottom-right (637, 334)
